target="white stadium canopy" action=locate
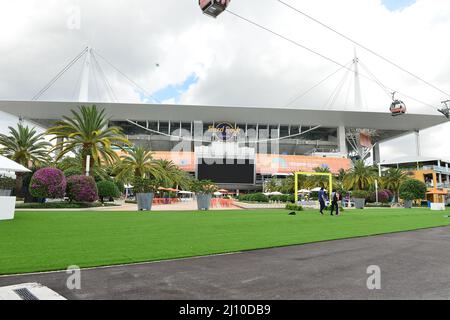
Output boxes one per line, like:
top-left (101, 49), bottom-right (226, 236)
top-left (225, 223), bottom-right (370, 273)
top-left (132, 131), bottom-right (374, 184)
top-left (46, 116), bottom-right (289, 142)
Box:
top-left (0, 155), bottom-right (31, 173)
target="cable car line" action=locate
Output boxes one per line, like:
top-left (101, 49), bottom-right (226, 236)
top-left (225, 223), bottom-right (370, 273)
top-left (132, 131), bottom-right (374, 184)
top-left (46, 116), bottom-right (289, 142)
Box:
top-left (275, 0), bottom-right (450, 99)
top-left (226, 9), bottom-right (438, 113)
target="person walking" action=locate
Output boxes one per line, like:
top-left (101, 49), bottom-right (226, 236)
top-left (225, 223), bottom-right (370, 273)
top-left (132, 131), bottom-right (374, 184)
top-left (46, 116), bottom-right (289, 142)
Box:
top-left (330, 189), bottom-right (340, 216)
top-left (318, 186), bottom-right (326, 215)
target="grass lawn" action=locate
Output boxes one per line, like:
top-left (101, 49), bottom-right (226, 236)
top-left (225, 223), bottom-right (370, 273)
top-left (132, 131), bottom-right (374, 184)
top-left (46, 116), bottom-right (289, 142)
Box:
top-left (0, 208), bottom-right (449, 275)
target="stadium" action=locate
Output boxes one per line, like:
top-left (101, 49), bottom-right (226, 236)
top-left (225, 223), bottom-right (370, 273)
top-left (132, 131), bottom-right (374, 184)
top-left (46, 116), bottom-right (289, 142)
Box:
top-left (0, 99), bottom-right (446, 192)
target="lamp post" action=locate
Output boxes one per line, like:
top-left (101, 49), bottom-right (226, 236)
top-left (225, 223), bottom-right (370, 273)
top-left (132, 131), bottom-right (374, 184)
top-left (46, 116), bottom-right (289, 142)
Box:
top-left (375, 179), bottom-right (379, 204)
top-left (86, 155), bottom-right (91, 177)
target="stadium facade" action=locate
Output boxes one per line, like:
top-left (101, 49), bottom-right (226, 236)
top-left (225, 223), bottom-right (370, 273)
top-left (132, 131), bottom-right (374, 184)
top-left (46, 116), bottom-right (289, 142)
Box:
top-left (0, 100), bottom-right (446, 191)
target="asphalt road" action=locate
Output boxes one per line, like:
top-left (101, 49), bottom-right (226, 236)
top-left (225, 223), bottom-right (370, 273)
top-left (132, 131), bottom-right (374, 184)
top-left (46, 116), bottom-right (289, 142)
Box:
top-left (1, 226), bottom-right (450, 300)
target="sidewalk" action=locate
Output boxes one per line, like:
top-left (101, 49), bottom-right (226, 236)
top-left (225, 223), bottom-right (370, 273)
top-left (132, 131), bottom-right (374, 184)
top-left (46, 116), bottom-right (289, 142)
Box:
top-left (15, 201), bottom-right (243, 212)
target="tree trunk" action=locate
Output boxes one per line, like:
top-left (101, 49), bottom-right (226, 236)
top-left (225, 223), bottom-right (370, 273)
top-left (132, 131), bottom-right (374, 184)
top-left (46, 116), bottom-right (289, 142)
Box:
top-left (82, 153), bottom-right (95, 176)
top-left (14, 172), bottom-right (24, 198)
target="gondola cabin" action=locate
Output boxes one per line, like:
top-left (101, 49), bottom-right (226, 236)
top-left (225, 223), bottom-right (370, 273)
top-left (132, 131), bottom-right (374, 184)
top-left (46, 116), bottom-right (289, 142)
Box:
top-left (390, 100), bottom-right (407, 116)
top-left (199, 0), bottom-right (230, 18)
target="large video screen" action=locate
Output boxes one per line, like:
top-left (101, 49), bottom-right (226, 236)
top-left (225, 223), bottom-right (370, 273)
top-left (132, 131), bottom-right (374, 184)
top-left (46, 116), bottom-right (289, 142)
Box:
top-left (197, 158), bottom-right (255, 184)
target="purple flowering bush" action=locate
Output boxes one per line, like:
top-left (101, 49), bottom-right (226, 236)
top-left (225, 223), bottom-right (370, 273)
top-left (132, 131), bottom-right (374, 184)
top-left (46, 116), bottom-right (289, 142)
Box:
top-left (66, 175), bottom-right (98, 203)
top-left (29, 168), bottom-right (67, 199)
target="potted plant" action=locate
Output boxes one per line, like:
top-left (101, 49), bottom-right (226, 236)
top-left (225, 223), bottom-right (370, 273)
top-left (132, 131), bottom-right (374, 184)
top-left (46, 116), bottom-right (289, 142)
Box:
top-left (133, 176), bottom-right (157, 211)
top-left (399, 179), bottom-right (427, 209)
top-left (352, 190), bottom-right (369, 209)
top-left (190, 179), bottom-right (218, 211)
top-left (0, 175), bottom-right (16, 197)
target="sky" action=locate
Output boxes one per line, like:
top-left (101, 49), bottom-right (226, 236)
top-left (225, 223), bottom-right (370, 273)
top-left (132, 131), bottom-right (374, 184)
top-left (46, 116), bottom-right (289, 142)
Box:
top-left (382, 0), bottom-right (416, 11)
top-left (0, 0), bottom-right (449, 161)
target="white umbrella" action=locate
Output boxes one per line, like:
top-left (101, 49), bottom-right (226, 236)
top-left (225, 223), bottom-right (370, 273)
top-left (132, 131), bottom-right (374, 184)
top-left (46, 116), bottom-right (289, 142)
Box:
top-left (268, 191), bottom-right (283, 196)
top-left (0, 155), bottom-right (30, 173)
top-left (311, 187), bottom-right (322, 192)
top-left (298, 189), bottom-right (311, 193)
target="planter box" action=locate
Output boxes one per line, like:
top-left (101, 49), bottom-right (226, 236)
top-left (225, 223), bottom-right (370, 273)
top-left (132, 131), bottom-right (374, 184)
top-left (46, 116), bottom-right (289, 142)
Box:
top-left (0, 189), bottom-right (12, 197)
top-left (197, 194), bottom-right (212, 211)
top-left (430, 203), bottom-right (446, 211)
top-left (354, 198), bottom-right (366, 209)
top-left (404, 200), bottom-right (413, 209)
top-left (0, 197), bottom-right (16, 220)
top-left (136, 193), bottom-right (154, 211)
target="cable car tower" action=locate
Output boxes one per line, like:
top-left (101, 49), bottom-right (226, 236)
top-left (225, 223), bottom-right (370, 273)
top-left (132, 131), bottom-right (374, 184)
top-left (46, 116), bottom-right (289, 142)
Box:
top-left (438, 100), bottom-right (450, 120)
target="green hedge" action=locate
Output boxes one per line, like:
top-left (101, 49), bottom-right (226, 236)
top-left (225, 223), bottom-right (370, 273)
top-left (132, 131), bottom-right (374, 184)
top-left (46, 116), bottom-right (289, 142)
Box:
top-left (270, 194), bottom-right (295, 203)
top-left (285, 203), bottom-right (304, 211)
top-left (239, 193), bottom-right (269, 203)
top-left (15, 202), bottom-right (119, 209)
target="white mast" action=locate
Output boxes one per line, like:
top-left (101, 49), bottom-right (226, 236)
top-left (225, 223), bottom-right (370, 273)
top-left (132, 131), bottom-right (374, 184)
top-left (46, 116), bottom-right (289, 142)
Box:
top-left (78, 46), bottom-right (91, 102)
top-left (353, 49), bottom-right (363, 110)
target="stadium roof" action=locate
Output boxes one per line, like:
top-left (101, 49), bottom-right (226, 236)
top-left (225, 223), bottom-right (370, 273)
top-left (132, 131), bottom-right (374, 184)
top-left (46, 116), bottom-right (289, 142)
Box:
top-left (381, 156), bottom-right (450, 166)
top-left (0, 100), bottom-right (446, 132)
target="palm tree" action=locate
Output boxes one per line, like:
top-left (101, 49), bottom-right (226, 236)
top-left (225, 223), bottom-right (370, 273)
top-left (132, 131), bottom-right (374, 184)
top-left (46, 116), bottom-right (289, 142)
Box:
top-left (114, 146), bottom-right (164, 182)
top-left (381, 168), bottom-right (409, 202)
top-left (0, 123), bottom-right (51, 195)
top-left (309, 166), bottom-right (333, 189)
top-left (343, 160), bottom-right (377, 190)
top-left (0, 123), bottom-right (51, 167)
top-left (154, 159), bottom-right (189, 189)
top-left (47, 105), bottom-right (129, 175)
top-left (265, 177), bottom-right (281, 193)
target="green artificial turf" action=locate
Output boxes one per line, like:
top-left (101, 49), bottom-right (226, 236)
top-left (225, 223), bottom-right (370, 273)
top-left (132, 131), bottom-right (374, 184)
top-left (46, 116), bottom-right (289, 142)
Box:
top-left (0, 208), bottom-right (449, 275)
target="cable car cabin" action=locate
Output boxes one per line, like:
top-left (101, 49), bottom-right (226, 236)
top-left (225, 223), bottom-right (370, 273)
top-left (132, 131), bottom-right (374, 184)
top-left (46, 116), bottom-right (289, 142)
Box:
top-left (390, 100), bottom-right (407, 116)
top-left (199, 0), bottom-right (230, 18)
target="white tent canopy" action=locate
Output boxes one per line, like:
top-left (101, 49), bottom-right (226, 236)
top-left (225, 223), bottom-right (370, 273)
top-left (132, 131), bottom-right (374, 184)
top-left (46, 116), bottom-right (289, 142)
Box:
top-left (0, 155), bottom-right (30, 173)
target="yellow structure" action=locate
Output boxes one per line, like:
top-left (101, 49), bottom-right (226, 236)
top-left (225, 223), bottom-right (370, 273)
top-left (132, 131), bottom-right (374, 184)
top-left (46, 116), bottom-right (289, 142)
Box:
top-left (407, 169), bottom-right (449, 203)
top-left (294, 172), bottom-right (333, 204)
top-left (382, 157), bottom-right (450, 204)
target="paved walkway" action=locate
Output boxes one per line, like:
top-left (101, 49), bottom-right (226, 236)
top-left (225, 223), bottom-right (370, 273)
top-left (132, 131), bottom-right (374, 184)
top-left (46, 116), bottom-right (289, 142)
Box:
top-left (1, 226), bottom-right (450, 299)
top-left (16, 201), bottom-right (242, 212)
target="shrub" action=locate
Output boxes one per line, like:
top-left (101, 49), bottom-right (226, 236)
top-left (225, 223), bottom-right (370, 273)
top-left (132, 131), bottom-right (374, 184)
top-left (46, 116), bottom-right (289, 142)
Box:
top-left (66, 175), bottom-right (98, 203)
top-left (97, 180), bottom-right (121, 203)
top-left (285, 203), bottom-right (304, 211)
top-left (383, 189), bottom-right (394, 202)
top-left (29, 168), bottom-right (66, 199)
top-left (64, 167), bottom-right (83, 178)
top-left (238, 193), bottom-right (269, 203)
top-left (133, 176), bottom-right (158, 193)
top-left (189, 179), bottom-right (218, 194)
top-left (399, 179), bottom-right (427, 201)
top-left (253, 193), bottom-right (269, 202)
top-left (0, 176), bottom-right (16, 190)
top-left (368, 190), bottom-right (390, 203)
top-left (114, 180), bottom-right (125, 194)
top-left (270, 194), bottom-right (293, 203)
top-left (352, 190), bottom-right (371, 199)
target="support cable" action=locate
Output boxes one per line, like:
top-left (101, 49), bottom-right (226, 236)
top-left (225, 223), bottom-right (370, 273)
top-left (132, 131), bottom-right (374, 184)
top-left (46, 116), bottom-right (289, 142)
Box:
top-left (227, 9), bottom-right (439, 112)
top-left (285, 61), bottom-right (352, 107)
top-left (275, 0), bottom-right (450, 98)
top-left (92, 49), bottom-right (161, 104)
top-left (32, 47), bottom-right (88, 100)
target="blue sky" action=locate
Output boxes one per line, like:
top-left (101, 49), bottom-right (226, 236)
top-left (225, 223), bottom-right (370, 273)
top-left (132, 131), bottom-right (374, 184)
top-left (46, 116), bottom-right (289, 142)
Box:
top-left (382, 0), bottom-right (416, 11)
top-left (140, 73), bottom-right (199, 104)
